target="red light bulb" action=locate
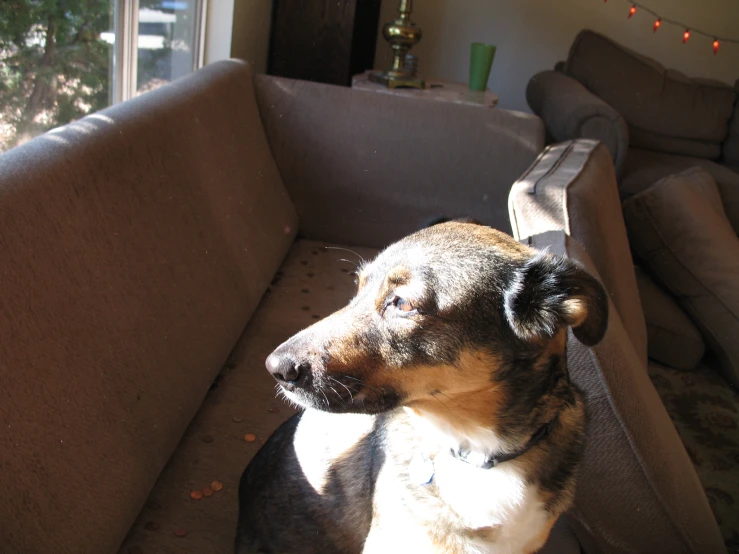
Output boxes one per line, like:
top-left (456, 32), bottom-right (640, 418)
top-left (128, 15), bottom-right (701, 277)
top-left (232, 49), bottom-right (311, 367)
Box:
top-left (713, 39), bottom-right (720, 54)
top-left (628, 5), bottom-right (636, 18)
top-left (683, 29), bottom-right (691, 43)
top-left (653, 19), bottom-right (661, 32)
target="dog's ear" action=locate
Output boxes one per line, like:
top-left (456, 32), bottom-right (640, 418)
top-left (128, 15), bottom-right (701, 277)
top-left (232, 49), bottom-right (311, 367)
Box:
top-left (504, 252), bottom-right (609, 346)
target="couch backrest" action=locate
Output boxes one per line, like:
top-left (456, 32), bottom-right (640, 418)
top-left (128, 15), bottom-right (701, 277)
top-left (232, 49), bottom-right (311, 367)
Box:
top-left (0, 60), bottom-right (296, 553)
top-left (564, 30), bottom-right (736, 160)
top-left (254, 75), bottom-right (545, 248)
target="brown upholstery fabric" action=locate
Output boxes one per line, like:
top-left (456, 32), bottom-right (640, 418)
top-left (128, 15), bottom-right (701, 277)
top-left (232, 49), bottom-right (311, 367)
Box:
top-left (622, 148), bottom-right (739, 235)
top-left (528, 231), bottom-right (725, 554)
top-left (509, 139), bottom-right (648, 368)
top-left (0, 60), bottom-right (297, 554)
top-left (629, 127), bottom-right (721, 160)
top-left (118, 239), bottom-right (376, 554)
top-left (724, 80), bottom-right (739, 166)
top-left (254, 74), bottom-right (545, 249)
top-left (564, 30), bottom-right (736, 157)
top-left (623, 168), bottom-right (739, 388)
top-left (526, 70), bottom-right (629, 175)
top-left (634, 266), bottom-right (705, 371)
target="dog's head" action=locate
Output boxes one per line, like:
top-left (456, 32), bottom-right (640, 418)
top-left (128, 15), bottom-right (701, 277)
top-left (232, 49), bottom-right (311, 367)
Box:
top-left (267, 222), bottom-right (607, 419)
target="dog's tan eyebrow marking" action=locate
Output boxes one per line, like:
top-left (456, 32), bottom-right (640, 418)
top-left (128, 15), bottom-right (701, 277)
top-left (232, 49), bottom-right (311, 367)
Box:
top-left (387, 266), bottom-right (410, 286)
top-left (372, 266), bottom-right (411, 312)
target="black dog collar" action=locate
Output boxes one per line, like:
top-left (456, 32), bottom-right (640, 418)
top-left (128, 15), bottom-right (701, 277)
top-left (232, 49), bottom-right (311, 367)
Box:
top-left (452, 415), bottom-right (559, 469)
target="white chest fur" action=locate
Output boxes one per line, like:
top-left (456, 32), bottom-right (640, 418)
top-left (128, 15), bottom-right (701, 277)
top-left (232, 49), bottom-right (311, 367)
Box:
top-left (433, 453), bottom-right (550, 553)
top-left (378, 408), bottom-right (553, 554)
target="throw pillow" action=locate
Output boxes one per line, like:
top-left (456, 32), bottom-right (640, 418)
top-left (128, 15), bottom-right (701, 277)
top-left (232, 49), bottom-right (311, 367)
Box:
top-left (634, 265), bottom-right (705, 370)
top-left (623, 167), bottom-right (739, 387)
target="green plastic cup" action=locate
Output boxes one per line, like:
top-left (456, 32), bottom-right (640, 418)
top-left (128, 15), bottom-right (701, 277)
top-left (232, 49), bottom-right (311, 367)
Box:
top-left (469, 42), bottom-right (496, 91)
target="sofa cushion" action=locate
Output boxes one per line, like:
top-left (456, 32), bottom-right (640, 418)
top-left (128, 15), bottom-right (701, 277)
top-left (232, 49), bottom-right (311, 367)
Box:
top-left (0, 60), bottom-right (297, 554)
top-left (509, 139), bottom-right (648, 368)
top-left (564, 30), bottom-right (736, 158)
top-left (528, 231), bottom-right (724, 554)
top-left (629, 127), bottom-right (721, 160)
top-left (723, 79), bottom-right (739, 166)
top-left (634, 266), bottom-right (705, 370)
top-left (648, 360), bottom-right (739, 551)
top-left (254, 74), bottom-right (545, 249)
top-left (622, 168), bottom-right (739, 388)
top-left (118, 239), bottom-right (375, 553)
top-left (622, 148), bottom-right (739, 235)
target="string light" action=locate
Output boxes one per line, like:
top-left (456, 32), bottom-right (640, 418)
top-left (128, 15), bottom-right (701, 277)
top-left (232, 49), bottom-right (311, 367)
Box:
top-left (610, 0), bottom-right (739, 54)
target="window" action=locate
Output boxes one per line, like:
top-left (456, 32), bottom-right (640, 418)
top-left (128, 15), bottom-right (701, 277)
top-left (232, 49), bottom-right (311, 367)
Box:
top-left (0, 0), bottom-right (206, 153)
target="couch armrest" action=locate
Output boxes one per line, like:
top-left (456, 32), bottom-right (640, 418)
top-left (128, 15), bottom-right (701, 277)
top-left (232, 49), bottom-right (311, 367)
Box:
top-left (509, 139), bottom-right (648, 367)
top-left (527, 71), bottom-right (629, 176)
top-left (527, 231), bottom-right (725, 554)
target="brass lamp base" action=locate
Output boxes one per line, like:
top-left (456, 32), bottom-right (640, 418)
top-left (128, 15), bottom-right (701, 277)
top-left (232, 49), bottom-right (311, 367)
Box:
top-left (368, 70), bottom-right (425, 89)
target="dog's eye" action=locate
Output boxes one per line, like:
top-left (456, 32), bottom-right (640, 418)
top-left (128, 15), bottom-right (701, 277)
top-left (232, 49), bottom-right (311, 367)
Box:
top-left (393, 297), bottom-right (415, 313)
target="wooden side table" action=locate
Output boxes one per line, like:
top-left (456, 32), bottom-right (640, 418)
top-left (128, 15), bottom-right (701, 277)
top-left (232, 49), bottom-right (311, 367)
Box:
top-left (351, 70), bottom-right (499, 108)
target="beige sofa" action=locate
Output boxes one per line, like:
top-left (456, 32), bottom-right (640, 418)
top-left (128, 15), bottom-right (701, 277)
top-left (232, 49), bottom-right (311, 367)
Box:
top-left (527, 30), bottom-right (739, 235)
top-left (0, 60), bottom-right (725, 553)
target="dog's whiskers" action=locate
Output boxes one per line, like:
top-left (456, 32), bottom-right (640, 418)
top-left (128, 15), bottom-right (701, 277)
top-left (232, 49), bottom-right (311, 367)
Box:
top-left (325, 383), bottom-right (343, 401)
top-left (319, 389), bottom-right (330, 408)
top-left (337, 258), bottom-right (359, 270)
top-left (340, 375), bottom-right (378, 392)
top-left (325, 246), bottom-right (366, 265)
top-left (328, 375), bottom-right (354, 402)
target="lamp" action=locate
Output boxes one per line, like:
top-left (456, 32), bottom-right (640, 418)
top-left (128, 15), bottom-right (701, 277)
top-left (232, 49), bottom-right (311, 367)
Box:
top-left (368, 0), bottom-right (424, 89)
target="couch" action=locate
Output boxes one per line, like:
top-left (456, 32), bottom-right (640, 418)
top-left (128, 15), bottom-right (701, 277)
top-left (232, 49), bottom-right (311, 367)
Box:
top-left (526, 30), bottom-right (739, 235)
top-left (0, 60), bottom-right (726, 553)
top-left (526, 31), bottom-right (739, 551)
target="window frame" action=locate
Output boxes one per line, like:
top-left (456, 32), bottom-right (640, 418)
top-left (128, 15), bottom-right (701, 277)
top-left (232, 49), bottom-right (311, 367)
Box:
top-left (112, 0), bottom-right (207, 104)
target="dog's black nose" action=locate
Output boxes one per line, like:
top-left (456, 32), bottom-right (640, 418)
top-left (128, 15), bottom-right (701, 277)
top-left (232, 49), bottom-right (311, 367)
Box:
top-left (266, 353), bottom-right (309, 383)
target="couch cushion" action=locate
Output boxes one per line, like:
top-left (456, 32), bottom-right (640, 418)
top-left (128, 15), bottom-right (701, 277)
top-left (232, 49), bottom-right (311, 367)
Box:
top-left (0, 60), bottom-right (297, 554)
top-left (622, 168), bottom-right (739, 388)
top-left (564, 30), bottom-right (736, 158)
top-left (254, 74), bottom-right (545, 248)
top-left (634, 266), bottom-right (705, 370)
top-left (648, 360), bottom-right (739, 551)
top-left (118, 239), bottom-right (376, 553)
top-left (629, 127), bottom-right (721, 160)
top-left (528, 231), bottom-right (724, 554)
top-left (622, 148), bottom-right (739, 235)
top-left (724, 80), bottom-right (739, 166)
top-left (509, 139), bottom-right (648, 368)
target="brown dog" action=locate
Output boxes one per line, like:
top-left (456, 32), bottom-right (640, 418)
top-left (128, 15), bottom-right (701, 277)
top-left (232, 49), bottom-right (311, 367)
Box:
top-left (236, 221), bottom-right (608, 554)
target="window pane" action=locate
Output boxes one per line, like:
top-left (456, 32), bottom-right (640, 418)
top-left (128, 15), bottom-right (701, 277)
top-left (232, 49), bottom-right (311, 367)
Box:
top-left (137, 0), bottom-right (200, 95)
top-left (0, 1), bottom-right (115, 152)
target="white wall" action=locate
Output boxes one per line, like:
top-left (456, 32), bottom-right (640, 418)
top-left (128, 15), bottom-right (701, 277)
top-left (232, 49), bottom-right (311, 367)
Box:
top-left (374, 0), bottom-right (739, 112)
